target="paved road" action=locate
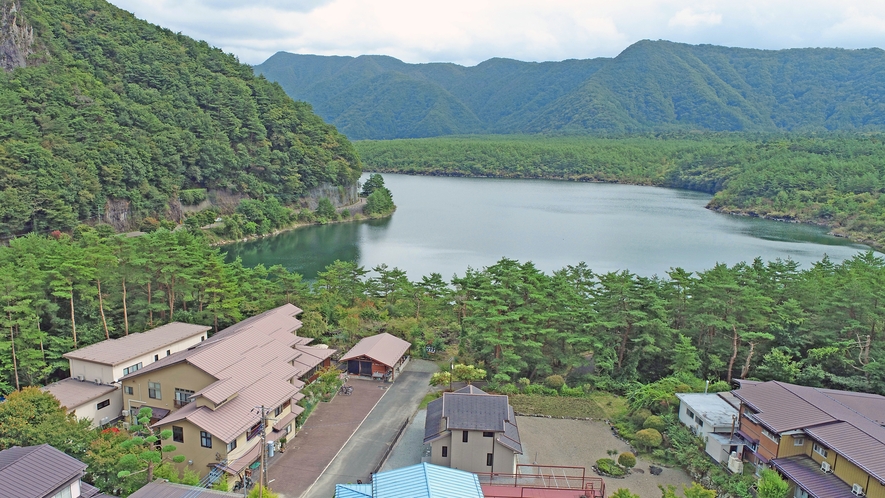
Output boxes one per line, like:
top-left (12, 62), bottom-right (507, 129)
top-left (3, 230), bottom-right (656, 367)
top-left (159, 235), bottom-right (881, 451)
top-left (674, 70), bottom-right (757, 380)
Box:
top-left (267, 378), bottom-right (386, 498)
top-left (302, 359), bottom-right (437, 498)
top-left (381, 408), bottom-right (428, 472)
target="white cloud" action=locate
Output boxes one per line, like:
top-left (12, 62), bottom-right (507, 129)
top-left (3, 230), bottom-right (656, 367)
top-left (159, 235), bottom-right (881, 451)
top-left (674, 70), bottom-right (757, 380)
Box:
top-left (106, 0), bottom-right (885, 65)
top-left (668, 8), bottom-right (722, 28)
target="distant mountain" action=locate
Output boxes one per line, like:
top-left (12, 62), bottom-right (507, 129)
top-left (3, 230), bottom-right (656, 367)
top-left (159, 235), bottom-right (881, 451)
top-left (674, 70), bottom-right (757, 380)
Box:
top-left (0, 0), bottom-right (360, 235)
top-left (254, 40), bottom-right (885, 139)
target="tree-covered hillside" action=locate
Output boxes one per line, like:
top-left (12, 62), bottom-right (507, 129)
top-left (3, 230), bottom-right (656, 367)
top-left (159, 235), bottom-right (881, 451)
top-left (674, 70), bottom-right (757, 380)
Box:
top-left (0, 0), bottom-right (360, 236)
top-left (255, 41), bottom-right (885, 140)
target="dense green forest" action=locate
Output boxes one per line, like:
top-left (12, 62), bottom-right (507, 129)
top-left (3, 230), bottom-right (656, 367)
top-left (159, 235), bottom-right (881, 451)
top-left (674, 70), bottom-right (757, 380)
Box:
top-left (2, 228), bottom-right (885, 399)
top-left (255, 41), bottom-right (885, 140)
top-left (355, 134), bottom-right (885, 248)
top-left (0, 0), bottom-right (360, 236)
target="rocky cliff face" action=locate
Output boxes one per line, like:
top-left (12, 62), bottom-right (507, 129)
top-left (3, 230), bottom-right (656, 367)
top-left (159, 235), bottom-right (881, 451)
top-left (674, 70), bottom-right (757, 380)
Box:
top-left (1, 1), bottom-right (40, 72)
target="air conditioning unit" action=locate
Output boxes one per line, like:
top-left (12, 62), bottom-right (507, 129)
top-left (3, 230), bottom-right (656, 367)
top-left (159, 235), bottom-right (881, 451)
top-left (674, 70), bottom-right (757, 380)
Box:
top-left (821, 461), bottom-right (832, 473)
top-left (100, 417), bottom-right (109, 426)
top-left (121, 409), bottom-right (129, 418)
top-left (94, 378), bottom-right (102, 385)
top-left (852, 484), bottom-right (865, 496)
top-left (122, 422), bottom-right (130, 430)
top-left (76, 375), bottom-right (84, 381)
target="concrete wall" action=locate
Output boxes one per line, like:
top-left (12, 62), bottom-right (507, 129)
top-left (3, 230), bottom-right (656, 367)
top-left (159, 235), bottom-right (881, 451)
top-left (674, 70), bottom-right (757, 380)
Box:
top-left (69, 332), bottom-right (205, 385)
top-left (71, 387), bottom-right (122, 428)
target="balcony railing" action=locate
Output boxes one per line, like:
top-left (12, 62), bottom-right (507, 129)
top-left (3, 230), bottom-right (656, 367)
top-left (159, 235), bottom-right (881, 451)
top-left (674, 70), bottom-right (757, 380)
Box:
top-left (174, 399), bottom-right (191, 408)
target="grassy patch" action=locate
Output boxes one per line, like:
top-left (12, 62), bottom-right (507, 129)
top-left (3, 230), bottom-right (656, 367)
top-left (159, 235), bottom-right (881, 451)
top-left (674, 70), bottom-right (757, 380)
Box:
top-left (587, 391), bottom-right (629, 419)
top-left (509, 394), bottom-right (608, 419)
top-left (419, 391), bottom-right (442, 409)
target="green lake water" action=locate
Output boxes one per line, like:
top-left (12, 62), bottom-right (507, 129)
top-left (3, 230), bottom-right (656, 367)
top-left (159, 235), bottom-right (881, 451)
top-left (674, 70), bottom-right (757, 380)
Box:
top-left (223, 174), bottom-right (874, 279)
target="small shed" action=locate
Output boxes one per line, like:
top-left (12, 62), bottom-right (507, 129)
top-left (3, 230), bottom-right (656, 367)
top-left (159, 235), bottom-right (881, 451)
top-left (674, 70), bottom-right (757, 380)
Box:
top-left (340, 333), bottom-right (411, 381)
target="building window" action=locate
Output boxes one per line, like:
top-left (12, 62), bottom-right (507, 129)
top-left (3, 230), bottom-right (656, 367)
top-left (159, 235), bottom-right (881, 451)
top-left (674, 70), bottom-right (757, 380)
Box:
top-left (813, 443), bottom-right (828, 458)
top-left (462, 431), bottom-right (469, 443)
top-left (686, 408), bottom-right (695, 420)
top-left (172, 426), bottom-right (184, 443)
top-left (174, 388), bottom-right (194, 408)
top-left (124, 386), bottom-right (133, 395)
top-left (227, 439), bottom-right (237, 452)
top-left (441, 446), bottom-right (448, 458)
top-left (697, 419), bottom-right (704, 428)
top-left (122, 362), bottom-right (142, 376)
top-left (247, 422), bottom-right (262, 441)
top-left (483, 431), bottom-right (494, 437)
top-left (148, 381), bottom-right (161, 399)
top-left (51, 488), bottom-right (73, 498)
top-left (154, 354), bottom-right (159, 361)
top-left (275, 405), bottom-right (283, 417)
top-left (200, 431), bottom-right (212, 448)
top-left (761, 428), bottom-right (779, 443)
top-left (794, 437), bottom-right (805, 446)
top-left (166, 350), bottom-right (171, 356)
top-left (201, 336), bottom-right (205, 341)
top-left (96, 399), bottom-right (110, 410)
top-left (486, 453), bottom-right (494, 466)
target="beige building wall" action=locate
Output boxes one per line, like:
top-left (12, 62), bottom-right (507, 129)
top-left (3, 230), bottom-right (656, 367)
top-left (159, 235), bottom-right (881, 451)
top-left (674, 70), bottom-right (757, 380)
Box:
top-left (867, 478), bottom-right (885, 498)
top-left (429, 434), bottom-right (452, 467)
top-left (111, 334), bottom-right (206, 382)
top-left (446, 430), bottom-right (517, 474)
top-left (775, 434), bottom-right (808, 458)
top-left (122, 363), bottom-right (217, 416)
top-left (159, 418), bottom-right (225, 479)
top-left (71, 388), bottom-right (123, 428)
top-left (68, 360), bottom-right (114, 385)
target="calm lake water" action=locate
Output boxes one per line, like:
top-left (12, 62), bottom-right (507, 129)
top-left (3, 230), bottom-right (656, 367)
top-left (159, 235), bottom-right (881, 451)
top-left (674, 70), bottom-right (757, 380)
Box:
top-left (223, 174), bottom-right (874, 279)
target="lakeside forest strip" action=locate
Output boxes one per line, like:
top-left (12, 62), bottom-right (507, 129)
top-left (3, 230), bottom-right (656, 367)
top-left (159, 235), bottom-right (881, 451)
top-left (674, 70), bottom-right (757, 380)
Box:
top-left (354, 133), bottom-right (885, 249)
top-left (3, 228), bottom-right (885, 400)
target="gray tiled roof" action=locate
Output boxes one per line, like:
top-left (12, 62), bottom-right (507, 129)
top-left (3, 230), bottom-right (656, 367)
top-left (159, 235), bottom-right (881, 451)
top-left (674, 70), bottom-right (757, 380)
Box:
top-left (734, 381), bottom-right (885, 483)
top-left (423, 388), bottom-right (522, 453)
top-left (0, 444), bottom-right (86, 498)
top-left (64, 322), bottom-right (209, 366)
top-left (41, 378), bottom-right (118, 411)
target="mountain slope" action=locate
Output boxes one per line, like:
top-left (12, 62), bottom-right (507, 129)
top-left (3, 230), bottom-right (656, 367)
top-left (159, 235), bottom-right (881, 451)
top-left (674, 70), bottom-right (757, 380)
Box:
top-left (254, 40), bottom-right (885, 139)
top-left (0, 0), bottom-right (360, 235)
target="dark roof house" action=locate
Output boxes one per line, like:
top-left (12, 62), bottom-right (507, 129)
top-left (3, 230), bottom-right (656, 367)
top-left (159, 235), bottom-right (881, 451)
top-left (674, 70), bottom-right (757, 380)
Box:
top-left (0, 444), bottom-right (112, 498)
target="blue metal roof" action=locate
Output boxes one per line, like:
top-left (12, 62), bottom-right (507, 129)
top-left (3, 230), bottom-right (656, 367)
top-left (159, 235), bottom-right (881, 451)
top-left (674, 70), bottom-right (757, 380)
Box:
top-left (372, 463), bottom-right (484, 498)
top-left (335, 483), bottom-right (372, 498)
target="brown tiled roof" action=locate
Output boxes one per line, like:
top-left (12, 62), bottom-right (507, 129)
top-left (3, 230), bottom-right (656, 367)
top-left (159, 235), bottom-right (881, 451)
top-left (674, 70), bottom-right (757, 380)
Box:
top-left (145, 305), bottom-right (310, 443)
top-left (41, 378), bottom-right (118, 411)
top-left (126, 304), bottom-right (305, 380)
top-left (64, 322), bottom-right (210, 366)
top-left (340, 332), bottom-right (410, 368)
top-left (292, 345), bottom-right (336, 376)
top-left (772, 456), bottom-right (856, 498)
top-left (0, 445), bottom-right (86, 498)
top-left (129, 480), bottom-right (242, 498)
top-left (734, 381), bottom-right (885, 483)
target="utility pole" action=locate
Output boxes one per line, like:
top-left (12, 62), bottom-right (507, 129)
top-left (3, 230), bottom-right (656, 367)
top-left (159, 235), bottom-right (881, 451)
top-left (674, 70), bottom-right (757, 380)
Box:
top-left (259, 405), bottom-right (266, 498)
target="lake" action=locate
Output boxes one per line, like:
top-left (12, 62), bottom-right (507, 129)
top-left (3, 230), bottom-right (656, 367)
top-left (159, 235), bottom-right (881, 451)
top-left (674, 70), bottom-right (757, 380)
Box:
top-left (223, 174), bottom-right (873, 279)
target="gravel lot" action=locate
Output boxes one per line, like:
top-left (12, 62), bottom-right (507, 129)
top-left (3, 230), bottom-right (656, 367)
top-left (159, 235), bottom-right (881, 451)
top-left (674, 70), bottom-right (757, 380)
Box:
top-left (517, 416), bottom-right (694, 498)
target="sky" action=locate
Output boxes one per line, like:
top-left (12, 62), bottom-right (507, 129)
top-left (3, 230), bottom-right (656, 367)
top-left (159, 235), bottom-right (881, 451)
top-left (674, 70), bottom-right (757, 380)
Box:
top-left (107, 0), bottom-right (885, 66)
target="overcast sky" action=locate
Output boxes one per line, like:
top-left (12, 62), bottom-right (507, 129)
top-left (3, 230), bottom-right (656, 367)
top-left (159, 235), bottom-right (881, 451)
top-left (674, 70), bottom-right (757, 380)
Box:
top-left (107, 0), bottom-right (885, 66)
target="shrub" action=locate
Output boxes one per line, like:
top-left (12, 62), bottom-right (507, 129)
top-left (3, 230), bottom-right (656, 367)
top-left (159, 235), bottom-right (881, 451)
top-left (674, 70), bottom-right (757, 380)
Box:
top-left (631, 408), bottom-right (653, 426)
top-left (617, 452), bottom-right (636, 469)
top-left (707, 380), bottom-right (732, 393)
top-left (545, 374), bottom-right (565, 389)
top-left (497, 383), bottom-right (519, 395)
top-left (634, 428), bottom-right (663, 449)
top-left (517, 377), bottom-right (531, 388)
top-left (595, 458), bottom-right (626, 477)
top-left (643, 415), bottom-right (667, 432)
top-left (560, 386), bottom-right (585, 397)
top-left (610, 490), bottom-right (639, 498)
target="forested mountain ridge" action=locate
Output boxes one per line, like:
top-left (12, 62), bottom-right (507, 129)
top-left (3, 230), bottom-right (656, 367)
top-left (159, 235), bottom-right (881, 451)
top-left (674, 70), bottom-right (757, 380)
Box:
top-left (254, 40), bottom-right (885, 139)
top-left (0, 0), bottom-right (360, 236)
